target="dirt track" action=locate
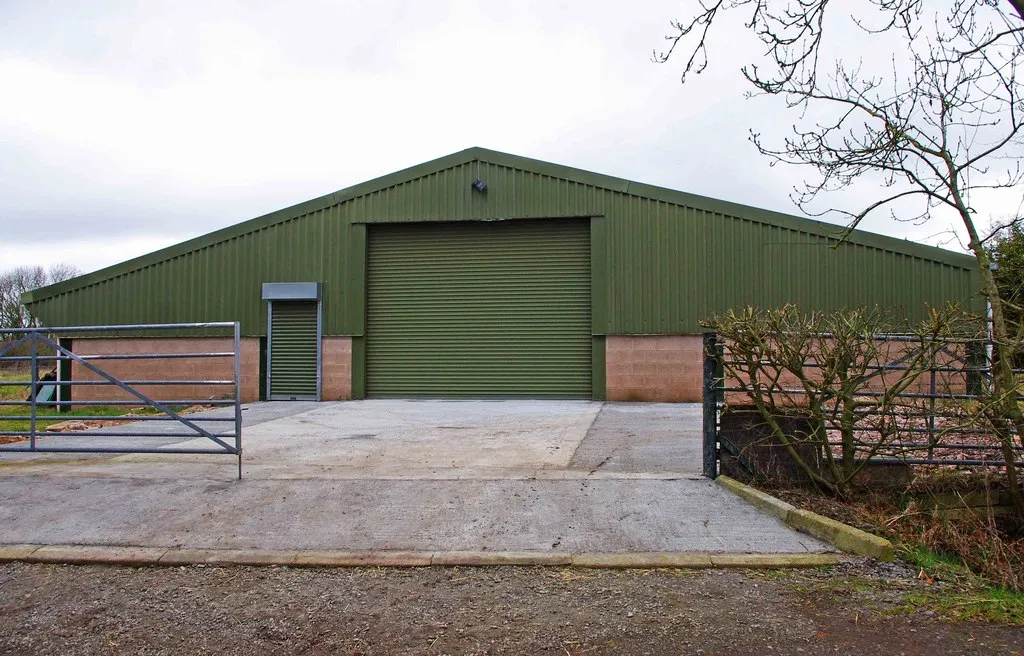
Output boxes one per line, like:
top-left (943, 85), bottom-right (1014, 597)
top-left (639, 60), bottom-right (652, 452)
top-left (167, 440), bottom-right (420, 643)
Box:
top-left (0, 561), bottom-right (1021, 655)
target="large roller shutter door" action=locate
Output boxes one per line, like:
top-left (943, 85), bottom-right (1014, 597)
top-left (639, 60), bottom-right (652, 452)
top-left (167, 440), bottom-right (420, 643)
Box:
top-left (268, 300), bottom-right (319, 400)
top-left (367, 219), bottom-right (592, 398)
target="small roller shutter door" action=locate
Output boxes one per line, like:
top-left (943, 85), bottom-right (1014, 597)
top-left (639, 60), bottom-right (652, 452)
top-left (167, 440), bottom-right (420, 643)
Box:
top-left (367, 219), bottom-right (592, 398)
top-left (269, 300), bottom-right (319, 400)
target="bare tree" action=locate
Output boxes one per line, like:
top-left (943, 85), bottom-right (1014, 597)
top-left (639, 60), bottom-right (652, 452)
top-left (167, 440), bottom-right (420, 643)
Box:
top-left (990, 220), bottom-right (1024, 365)
top-left (704, 304), bottom-right (1024, 515)
top-left (656, 2), bottom-right (1024, 460)
top-left (0, 264), bottom-right (82, 329)
top-left (46, 263), bottom-right (81, 285)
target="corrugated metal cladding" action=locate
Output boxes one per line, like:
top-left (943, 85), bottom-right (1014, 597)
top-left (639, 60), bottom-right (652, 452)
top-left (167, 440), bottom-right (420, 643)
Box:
top-left (340, 162), bottom-right (603, 223)
top-left (602, 206), bottom-right (979, 333)
top-left (26, 207), bottom-right (352, 335)
top-left (26, 147), bottom-right (981, 338)
top-left (268, 301), bottom-right (319, 400)
top-left (366, 220), bottom-right (592, 398)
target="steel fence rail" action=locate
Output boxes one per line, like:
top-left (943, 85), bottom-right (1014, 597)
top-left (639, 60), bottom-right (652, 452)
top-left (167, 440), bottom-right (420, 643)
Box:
top-left (0, 352), bottom-right (235, 361)
top-left (702, 331), bottom-right (1021, 478)
top-left (0, 322), bottom-right (243, 479)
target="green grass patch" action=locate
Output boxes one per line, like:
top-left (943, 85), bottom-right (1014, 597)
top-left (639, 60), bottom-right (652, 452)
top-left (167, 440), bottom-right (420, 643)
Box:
top-left (785, 568), bottom-right (1024, 625)
top-left (0, 368), bottom-right (162, 435)
top-left (0, 369), bottom-right (31, 401)
top-left (902, 587), bottom-right (1024, 624)
top-left (899, 544), bottom-right (966, 579)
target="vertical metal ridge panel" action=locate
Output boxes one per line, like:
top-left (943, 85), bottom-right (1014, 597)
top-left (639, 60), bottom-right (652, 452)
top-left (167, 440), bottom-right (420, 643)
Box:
top-left (269, 301), bottom-right (319, 400)
top-left (27, 205), bottom-right (355, 336)
top-left (366, 219), bottom-right (592, 398)
top-left (354, 161), bottom-right (602, 224)
top-left (602, 191), bottom-right (980, 333)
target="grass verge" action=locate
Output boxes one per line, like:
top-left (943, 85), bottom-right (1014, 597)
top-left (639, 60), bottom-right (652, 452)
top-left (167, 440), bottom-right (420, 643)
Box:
top-left (756, 478), bottom-right (1024, 624)
top-left (901, 587), bottom-right (1024, 624)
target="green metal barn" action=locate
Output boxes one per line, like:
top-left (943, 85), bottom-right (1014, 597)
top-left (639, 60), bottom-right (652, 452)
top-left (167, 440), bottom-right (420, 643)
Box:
top-left (22, 147), bottom-right (980, 403)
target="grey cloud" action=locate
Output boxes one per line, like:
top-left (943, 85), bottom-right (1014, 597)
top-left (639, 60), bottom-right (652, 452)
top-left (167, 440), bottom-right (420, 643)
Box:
top-left (0, 0), bottom-right (986, 274)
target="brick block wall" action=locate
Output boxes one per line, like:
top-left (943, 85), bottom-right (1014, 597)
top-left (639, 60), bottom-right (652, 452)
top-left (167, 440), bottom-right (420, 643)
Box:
top-left (719, 337), bottom-right (971, 406)
top-left (321, 336), bottom-right (352, 401)
top-left (70, 337), bottom-right (260, 405)
top-left (606, 335), bottom-right (703, 402)
top-left (239, 338), bottom-right (260, 403)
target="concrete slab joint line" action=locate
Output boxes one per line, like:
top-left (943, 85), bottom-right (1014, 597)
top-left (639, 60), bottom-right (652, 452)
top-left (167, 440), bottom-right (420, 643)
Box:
top-left (716, 475), bottom-right (895, 561)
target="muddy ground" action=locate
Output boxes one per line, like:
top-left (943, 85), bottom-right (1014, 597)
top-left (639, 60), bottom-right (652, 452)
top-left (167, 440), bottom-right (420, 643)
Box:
top-left (0, 560), bottom-right (1020, 655)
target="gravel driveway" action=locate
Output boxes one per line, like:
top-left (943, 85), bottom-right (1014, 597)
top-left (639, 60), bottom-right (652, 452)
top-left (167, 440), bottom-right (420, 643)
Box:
top-left (0, 561), bottom-right (1020, 655)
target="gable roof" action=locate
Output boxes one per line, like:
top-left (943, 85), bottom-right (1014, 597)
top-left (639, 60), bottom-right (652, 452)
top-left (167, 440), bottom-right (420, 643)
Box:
top-left (23, 146), bottom-right (977, 304)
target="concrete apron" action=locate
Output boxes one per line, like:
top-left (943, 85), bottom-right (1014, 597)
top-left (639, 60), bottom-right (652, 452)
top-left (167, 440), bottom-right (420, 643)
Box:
top-left (0, 400), bottom-right (834, 563)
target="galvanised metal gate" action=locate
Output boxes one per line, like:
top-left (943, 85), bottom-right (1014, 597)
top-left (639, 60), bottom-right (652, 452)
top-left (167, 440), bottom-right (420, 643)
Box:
top-left (0, 322), bottom-right (243, 479)
top-left (701, 331), bottom-right (1024, 479)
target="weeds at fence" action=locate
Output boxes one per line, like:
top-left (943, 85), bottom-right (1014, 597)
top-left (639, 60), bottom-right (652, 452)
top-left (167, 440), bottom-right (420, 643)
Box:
top-left (767, 477), bottom-right (1024, 597)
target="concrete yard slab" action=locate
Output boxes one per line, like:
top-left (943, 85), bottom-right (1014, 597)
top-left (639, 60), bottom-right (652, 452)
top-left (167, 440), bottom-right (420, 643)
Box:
top-left (0, 400), bottom-right (836, 558)
top-left (0, 400), bottom-right (605, 479)
top-left (0, 401), bottom-right (327, 463)
top-left (569, 403), bottom-right (703, 474)
top-left (0, 476), bottom-right (831, 553)
top-left (229, 399), bottom-right (605, 474)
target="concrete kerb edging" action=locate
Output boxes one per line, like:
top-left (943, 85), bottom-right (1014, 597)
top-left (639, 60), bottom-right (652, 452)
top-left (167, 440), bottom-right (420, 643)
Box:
top-left (0, 544), bottom-right (841, 569)
top-left (716, 475), bottom-right (895, 561)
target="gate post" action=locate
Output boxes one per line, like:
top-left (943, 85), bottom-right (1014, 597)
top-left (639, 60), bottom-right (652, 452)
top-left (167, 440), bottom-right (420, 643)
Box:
top-left (29, 330), bottom-right (38, 450)
top-left (702, 332), bottom-right (719, 479)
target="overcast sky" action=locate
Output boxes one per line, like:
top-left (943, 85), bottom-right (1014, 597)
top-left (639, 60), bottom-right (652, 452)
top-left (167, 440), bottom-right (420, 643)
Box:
top-left (1, 0), bottom-right (1021, 275)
